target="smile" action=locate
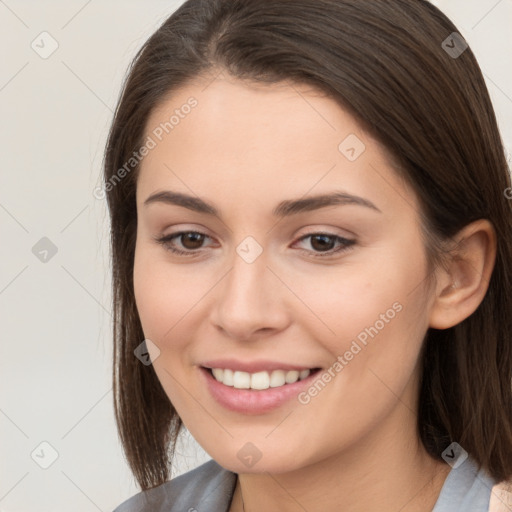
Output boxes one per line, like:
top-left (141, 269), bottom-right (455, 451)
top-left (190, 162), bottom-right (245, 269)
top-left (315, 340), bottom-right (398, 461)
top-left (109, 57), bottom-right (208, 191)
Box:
top-left (200, 365), bottom-right (323, 414)
top-left (209, 368), bottom-right (314, 390)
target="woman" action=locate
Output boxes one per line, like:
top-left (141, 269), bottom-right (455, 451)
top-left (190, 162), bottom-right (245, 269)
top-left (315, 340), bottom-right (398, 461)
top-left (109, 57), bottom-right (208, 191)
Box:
top-left (104, 0), bottom-right (512, 510)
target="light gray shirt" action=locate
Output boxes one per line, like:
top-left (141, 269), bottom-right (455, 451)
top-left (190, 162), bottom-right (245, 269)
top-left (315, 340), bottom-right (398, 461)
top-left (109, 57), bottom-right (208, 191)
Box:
top-left (113, 456), bottom-right (496, 511)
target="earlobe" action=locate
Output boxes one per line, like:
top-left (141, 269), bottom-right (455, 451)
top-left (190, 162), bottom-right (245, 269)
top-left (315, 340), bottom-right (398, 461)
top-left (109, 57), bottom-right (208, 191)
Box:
top-left (428, 219), bottom-right (497, 330)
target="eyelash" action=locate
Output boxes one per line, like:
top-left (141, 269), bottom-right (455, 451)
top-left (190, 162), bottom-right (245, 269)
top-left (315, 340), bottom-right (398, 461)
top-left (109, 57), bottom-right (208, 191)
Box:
top-left (154, 231), bottom-right (356, 259)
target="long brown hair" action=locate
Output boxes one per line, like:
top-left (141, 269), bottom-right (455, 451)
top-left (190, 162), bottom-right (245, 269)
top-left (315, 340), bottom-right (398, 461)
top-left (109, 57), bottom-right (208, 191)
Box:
top-left (102, 0), bottom-right (512, 490)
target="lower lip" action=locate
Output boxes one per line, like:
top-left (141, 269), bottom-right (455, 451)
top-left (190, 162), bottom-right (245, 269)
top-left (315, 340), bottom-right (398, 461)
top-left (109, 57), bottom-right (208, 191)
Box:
top-left (199, 367), bottom-right (320, 414)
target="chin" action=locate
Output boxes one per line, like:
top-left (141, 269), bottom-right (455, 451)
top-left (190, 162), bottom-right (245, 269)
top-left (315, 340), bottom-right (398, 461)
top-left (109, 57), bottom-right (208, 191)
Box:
top-left (209, 448), bottom-right (309, 475)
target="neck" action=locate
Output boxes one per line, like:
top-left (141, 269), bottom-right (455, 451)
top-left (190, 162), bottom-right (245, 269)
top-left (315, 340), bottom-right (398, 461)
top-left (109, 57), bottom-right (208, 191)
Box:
top-left (229, 407), bottom-right (451, 512)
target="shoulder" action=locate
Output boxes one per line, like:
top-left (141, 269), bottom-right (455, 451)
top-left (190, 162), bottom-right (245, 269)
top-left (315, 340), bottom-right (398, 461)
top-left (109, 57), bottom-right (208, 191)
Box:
top-left (432, 456), bottom-right (501, 512)
top-left (112, 459), bottom-right (238, 512)
top-left (488, 478), bottom-right (512, 512)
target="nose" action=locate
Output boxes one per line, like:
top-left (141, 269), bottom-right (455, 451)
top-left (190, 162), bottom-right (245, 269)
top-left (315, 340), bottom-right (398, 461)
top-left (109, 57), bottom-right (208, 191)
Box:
top-left (210, 249), bottom-right (290, 341)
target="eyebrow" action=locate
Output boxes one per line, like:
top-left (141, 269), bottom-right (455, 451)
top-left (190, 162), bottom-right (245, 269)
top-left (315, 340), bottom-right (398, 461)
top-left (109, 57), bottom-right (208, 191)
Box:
top-left (143, 190), bottom-right (382, 217)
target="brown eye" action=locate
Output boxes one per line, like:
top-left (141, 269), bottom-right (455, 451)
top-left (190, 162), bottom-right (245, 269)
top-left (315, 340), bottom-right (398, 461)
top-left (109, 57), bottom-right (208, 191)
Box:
top-left (294, 233), bottom-right (356, 258)
top-left (309, 234), bottom-right (337, 252)
top-left (154, 231), bottom-right (211, 256)
top-left (180, 232), bottom-right (206, 250)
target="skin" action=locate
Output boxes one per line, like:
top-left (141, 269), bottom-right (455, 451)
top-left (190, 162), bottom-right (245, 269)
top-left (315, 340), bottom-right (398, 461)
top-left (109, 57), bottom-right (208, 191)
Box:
top-left (133, 71), bottom-right (496, 511)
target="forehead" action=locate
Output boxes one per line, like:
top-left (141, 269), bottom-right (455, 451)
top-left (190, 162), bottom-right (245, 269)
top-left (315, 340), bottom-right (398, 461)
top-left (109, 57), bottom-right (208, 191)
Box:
top-left (144, 75), bottom-right (342, 157)
top-left (137, 75), bottom-right (415, 217)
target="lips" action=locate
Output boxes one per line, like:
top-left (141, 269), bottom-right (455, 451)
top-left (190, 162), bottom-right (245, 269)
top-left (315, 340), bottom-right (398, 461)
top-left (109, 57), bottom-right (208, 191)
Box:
top-left (198, 360), bottom-right (322, 414)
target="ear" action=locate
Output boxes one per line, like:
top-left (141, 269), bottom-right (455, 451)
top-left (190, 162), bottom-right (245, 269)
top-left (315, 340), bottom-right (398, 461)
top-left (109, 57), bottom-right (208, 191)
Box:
top-left (428, 219), bottom-right (497, 330)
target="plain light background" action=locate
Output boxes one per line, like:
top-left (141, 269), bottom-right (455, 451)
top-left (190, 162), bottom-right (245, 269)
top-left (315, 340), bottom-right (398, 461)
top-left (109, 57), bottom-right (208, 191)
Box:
top-left (0, 1), bottom-right (510, 511)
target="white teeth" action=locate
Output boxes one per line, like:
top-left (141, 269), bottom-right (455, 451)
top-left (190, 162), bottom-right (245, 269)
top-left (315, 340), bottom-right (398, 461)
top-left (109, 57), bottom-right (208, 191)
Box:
top-left (285, 370), bottom-right (299, 384)
top-left (212, 368), bottom-right (224, 381)
top-left (251, 371), bottom-right (270, 390)
top-left (299, 369), bottom-right (310, 380)
top-left (233, 370), bottom-right (251, 389)
top-left (269, 370), bottom-right (286, 388)
top-left (223, 368), bottom-right (234, 386)
top-left (210, 367), bottom-right (313, 389)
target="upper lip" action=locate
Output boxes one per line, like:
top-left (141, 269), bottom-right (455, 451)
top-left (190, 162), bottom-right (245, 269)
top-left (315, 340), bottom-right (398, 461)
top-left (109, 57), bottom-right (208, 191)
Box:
top-left (201, 359), bottom-right (318, 373)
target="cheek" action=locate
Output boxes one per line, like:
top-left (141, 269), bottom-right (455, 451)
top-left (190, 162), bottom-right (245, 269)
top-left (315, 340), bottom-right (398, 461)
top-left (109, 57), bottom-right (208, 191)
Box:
top-left (133, 248), bottom-right (201, 409)
top-left (133, 246), bottom-right (185, 345)
top-left (287, 262), bottom-right (420, 350)
top-left (293, 242), bottom-right (429, 390)
top-left (133, 244), bottom-right (216, 355)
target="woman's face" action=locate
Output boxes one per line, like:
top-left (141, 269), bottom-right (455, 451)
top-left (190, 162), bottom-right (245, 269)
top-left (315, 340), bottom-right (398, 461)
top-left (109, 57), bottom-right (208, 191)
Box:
top-left (133, 74), bottom-right (436, 473)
